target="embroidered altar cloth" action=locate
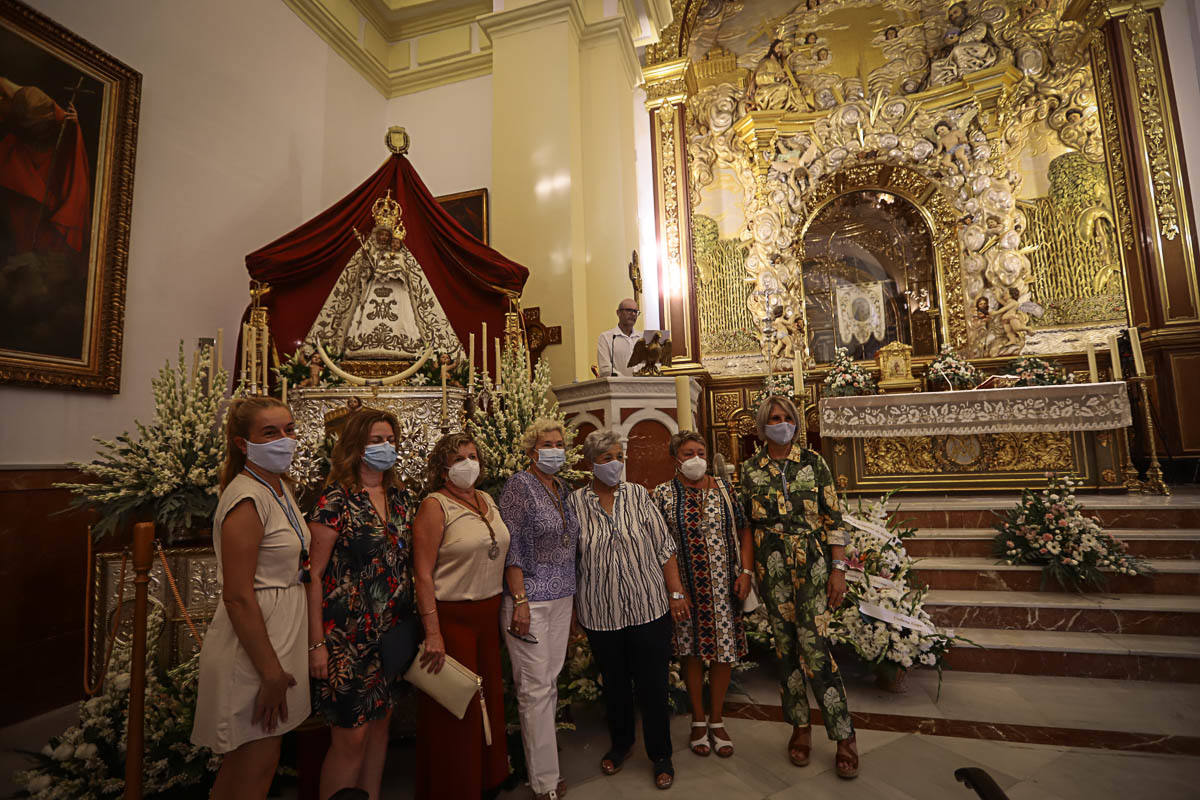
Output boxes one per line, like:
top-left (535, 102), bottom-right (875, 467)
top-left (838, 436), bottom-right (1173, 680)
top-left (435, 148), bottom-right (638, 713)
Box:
top-left (819, 382), bottom-right (1132, 438)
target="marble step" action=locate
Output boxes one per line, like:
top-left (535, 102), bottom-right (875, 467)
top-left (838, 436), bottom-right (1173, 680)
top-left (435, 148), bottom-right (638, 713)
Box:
top-left (903, 529), bottom-right (1200, 559)
top-left (881, 491), bottom-right (1200, 530)
top-left (924, 590), bottom-right (1200, 635)
top-left (911, 556), bottom-right (1200, 593)
top-left (944, 627), bottom-right (1200, 682)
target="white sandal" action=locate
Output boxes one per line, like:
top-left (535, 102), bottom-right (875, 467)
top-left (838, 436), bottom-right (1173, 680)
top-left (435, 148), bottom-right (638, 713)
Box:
top-left (708, 722), bottom-right (734, 758)
top-left (690, 720), bottom-right (711, 756)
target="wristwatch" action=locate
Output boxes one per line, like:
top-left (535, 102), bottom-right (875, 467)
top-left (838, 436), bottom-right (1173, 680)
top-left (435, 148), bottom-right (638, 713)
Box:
top-left (831, 559), bottom-right (848, 572)
top-left (670, 591), bottom-right (686, 601)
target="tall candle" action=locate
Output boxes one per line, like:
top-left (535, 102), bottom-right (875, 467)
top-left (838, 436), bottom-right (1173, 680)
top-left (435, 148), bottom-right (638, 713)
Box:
top-left (240, 324), bottom-right (249, 387)
top-left (281, 376), bottom-right (288, 405)
top-left (481, 322), bottom-right (488, 378)
top-left (1108, 332), bottom-right (1123, 380)
top-left (245, 324), bottom-right (256, 390)
top-left (1128, 326), bottom-right (1146, 376)
top-left (495, 339), bottom-right (503, 392)
top-left (216, 328), bottom-right (224, 373)
top-left (261, 330), bottom-right (269, 392)
top-left (468, 332), bottom-right (475, 390)
top-left (440, 363), bottom-right (448, 422)
top-left (1085, 341), bottom-right (1099, 383)
top-left (675, 376), bottom-right (694, 430)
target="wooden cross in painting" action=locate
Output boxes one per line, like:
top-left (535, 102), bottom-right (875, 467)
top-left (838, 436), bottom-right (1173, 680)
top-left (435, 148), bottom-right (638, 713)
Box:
top-left (522, 307), bottom-right (562, 364)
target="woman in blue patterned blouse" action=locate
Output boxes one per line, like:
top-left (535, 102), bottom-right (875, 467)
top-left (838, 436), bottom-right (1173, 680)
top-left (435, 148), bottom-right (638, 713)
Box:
top-left (498, 418), bottom-right (580, 800)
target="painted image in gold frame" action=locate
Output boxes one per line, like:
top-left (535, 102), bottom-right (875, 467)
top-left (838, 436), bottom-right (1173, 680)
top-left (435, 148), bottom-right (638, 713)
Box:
top-left (0, 0), bottom-right (140, 392)
top-left (436, 188), bottom-right (489, 245)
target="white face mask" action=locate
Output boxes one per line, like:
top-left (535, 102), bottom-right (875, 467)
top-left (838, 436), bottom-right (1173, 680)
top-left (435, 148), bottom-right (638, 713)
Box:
top-left (678, 455), bottom-right (707, 481)
top-left (447, 458), bottom-right (480, 489)
top-left (245, 437), bottom-right (297, 475)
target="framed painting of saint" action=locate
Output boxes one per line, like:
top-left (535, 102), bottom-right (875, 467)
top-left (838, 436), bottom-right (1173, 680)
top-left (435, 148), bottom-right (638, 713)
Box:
top-left (436, 188), bottom-right (489, 244)
top-left (0, 0), bottom-right (140, 392)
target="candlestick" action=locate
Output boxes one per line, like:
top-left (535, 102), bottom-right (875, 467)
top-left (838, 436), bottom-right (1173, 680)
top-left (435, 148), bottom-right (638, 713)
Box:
top-left (1085, 341), bottom-right (1098, 383)
top-left (260, 330), bottom-right (269, 393)
top-left (281, 377), bottom-right (288, 405)
top-left (1107, 333), bottom-right (1122, 380)
top-left (481, 322), bottom-right (488, 378)
top-left (1128, 326), bottom-right (1146, 376)
top-left (245, 324), bottom-right (255, 392)
top-left (215, 328), bottom-right (224, 373)
top-left (495, 338), bottom-right (503, 393)
top-left (468, 332), bottom-right (475, 391)
top-left (793, 348), bottom-right (806, 443)
top-left (1133, 375), bottom-right (1169, 495)
top-left (440, 364), bottom-right (448, 426)
top-left (674, 376), bottom-right (693, 430)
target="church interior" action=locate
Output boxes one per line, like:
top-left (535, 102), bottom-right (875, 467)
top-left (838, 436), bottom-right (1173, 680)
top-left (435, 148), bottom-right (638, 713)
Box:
top-left (2, 0), bottom-right (1200, 797)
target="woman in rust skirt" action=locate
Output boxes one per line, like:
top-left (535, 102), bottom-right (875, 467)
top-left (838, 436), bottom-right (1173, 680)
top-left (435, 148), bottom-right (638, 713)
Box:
top-left (411, 432), bottom-right (510, 798)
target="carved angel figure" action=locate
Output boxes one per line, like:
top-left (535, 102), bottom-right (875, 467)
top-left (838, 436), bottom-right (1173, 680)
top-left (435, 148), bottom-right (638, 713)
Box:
top-left (628, 332), bottom-right (673, 376)
top-left (928, 2), bottom-right (1006, 88)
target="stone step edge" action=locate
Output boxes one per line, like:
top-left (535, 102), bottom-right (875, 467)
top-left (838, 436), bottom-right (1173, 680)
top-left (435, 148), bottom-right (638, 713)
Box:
top-left (911, 557), bottom-right (1199, 573)
top-left (949, 628), bottom-right (1200, 658)
top-left (909, 529), bottom-right (1200, 540)
top-left (923, 589), bottom-right (1200, 612)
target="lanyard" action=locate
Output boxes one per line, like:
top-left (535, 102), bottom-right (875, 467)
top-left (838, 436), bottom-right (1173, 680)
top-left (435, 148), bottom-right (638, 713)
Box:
top-left (244, 469), bottom-right (310, 582)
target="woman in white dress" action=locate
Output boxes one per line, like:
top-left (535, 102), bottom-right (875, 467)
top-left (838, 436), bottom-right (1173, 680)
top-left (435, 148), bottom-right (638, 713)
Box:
top-left (192, 396), bottom-right (311, 799)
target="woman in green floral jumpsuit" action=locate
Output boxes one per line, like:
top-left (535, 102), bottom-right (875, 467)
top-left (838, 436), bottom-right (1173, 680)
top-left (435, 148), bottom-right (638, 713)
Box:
top-left (740, 395), bottom-right (859, 779)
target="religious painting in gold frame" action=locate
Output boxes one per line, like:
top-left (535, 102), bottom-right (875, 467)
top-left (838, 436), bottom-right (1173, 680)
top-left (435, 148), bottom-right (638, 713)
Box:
top-left (0, 0), bottom-right (140, 393)
top-left (435, 188), bottom-right (489, 245)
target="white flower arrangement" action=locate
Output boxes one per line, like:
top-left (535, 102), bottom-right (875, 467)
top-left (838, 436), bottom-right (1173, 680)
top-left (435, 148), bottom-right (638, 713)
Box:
top-left (752, 372), bottom-right (799, 410)
top-left (994, 474), bottom-right (1151, 590)
top-left (56, 342), bottom-right (229, 542)
top-left (926, 344), bottom-right (980, 390)
top-left (822, 348), bottom-right (878, 397)
top-left (14, 608), bottom-right (221, 799)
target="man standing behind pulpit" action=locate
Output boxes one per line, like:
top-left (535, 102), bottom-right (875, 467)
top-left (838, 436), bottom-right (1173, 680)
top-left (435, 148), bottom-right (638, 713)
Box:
top-left (596, 298), bottom-right (641, 377)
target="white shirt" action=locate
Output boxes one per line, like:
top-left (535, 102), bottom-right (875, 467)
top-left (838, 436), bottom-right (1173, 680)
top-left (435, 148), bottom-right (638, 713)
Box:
top-left (568, 482), bottom-right (676, 631)
top-left (597, 327), bottom-right (641, 377)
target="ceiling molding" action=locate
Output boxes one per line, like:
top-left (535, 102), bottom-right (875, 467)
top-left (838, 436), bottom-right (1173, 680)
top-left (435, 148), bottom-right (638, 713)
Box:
top-left (389, 51), bottom-right (492, 96)
top-left (351, 0), bottom-right (491, 40)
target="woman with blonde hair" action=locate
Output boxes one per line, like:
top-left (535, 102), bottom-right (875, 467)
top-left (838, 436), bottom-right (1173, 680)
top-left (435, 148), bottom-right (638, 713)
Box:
top-left (192, 396), bottom-right (310, 799)
top-left (411, 432), bottom-right (510, 799)
top-left (652, 430), bottom-right (753, 759)
top-left (498, 418), bottom-right (580, 800)
top-left (306, 408), bottom-right (414, 800)
top-left (740, 395), bottom-right (858, 779)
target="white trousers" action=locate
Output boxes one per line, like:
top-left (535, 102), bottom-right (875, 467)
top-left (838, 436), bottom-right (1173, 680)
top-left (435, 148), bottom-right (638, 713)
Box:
top-left (500, 595), bottom-right (574, 794)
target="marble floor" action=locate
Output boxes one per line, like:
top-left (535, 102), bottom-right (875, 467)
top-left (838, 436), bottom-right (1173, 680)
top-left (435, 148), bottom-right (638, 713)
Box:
top-left (5, 666), bottom-right (1198, 800)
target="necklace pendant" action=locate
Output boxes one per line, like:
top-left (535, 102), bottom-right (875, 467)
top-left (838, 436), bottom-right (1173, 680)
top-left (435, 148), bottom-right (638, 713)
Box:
top-left (488, 541), bottom-right (501, 560)
top-left (561, 533), bottom-right (570, 548)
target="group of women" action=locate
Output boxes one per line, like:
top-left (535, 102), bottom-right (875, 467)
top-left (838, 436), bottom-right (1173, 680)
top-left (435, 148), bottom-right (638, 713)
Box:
top-left (190, 393), bottom-right (859, 800)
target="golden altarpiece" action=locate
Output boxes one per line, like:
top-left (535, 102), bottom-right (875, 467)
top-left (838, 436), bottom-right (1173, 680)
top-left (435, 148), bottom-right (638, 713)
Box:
top-left (642, 0), bottom-right (1198, 490)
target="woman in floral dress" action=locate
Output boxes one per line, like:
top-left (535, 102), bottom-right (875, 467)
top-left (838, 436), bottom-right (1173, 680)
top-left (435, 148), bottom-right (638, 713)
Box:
top-left (739, 396), bottom-right (859, 779)
top-left (652, 431), bottom-right (753, 759)
top-left (307, 409), bottom-right (414, 800)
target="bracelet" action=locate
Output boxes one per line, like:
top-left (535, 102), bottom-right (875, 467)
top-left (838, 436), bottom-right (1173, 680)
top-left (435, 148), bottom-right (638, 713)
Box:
top-left (420, 608), bottom-right (437, 616)
top-left (670, 591), bottom-right (686, 601)
top-left (514, 597), bottom-right (529, 606)
top-left (741, 568), bottom-right (754, 577)
top-left (307, 641), bottom-right (325, 652)
top-left (831, 559), bottom-right (848, 572)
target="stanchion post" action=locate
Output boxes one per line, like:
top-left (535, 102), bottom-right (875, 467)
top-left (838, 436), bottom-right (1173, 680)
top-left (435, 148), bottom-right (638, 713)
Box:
top-left (123, 522), bottom-right (154, 800)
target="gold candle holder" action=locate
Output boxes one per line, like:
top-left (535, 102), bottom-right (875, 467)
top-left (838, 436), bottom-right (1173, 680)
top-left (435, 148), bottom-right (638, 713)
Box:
top-left (1129, 375), bottom-right (1170, 496)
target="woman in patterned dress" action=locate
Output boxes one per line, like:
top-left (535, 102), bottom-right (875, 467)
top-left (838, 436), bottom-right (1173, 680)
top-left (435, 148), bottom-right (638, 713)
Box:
top-left (740, 395), bottom-right (859, 779)
top-left (652, 431), bottom-right (753, 759)
top-left (306, 409), bottom-right (414, 800)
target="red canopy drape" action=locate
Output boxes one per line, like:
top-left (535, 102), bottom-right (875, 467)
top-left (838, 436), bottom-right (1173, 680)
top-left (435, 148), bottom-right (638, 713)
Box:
top-left (241, 154), bottom-right (527, 377)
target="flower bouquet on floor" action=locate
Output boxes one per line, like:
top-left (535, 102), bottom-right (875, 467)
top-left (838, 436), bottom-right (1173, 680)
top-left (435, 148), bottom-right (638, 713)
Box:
top-left (13, 608), bottom-right (220, 800)
top-left (829, 493), bottom-right (959, 691)
top-left (822, 347), bottom-right (878, 397)
top-left (993, 474), bottom-right (1151, 591)
top-left (1008, 356), bottom-right (1069, 387)
top-left (925, 345), bottom-right (980, 390)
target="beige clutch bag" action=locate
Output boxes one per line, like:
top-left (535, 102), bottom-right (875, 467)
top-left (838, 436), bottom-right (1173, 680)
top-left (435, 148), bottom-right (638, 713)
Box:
top-left (404, 644), bottom-right (492, 746)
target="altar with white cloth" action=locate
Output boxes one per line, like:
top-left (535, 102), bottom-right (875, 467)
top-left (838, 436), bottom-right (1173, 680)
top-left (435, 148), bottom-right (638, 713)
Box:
top-left (819, 382), bottom-right (1133, 492)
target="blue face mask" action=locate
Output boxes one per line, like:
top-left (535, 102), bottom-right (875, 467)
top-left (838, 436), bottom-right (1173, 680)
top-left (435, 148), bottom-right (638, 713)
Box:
top-left (245, 436), bottom-right (297, 474)
top-left (536, 447), bottom-right (566, 475)
top-left (363, 442), bottom-right (397, 472)
top-left (593, 459), bottom-right (624, 486)
top-left (765, 422), bottom-right (796, 445)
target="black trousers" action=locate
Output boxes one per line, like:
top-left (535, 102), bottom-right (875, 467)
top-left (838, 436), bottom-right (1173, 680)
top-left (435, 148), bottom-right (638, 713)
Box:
top-left (584, 614), bottom-right (673, 764)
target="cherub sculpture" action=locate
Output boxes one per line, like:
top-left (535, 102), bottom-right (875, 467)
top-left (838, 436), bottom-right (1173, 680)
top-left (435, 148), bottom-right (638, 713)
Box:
top-left (628, 332), bottom-right (673, 376)
top-left (932, 111), bottom-right (975, 174)
top-left (299, 351), bottom-right (324, 388)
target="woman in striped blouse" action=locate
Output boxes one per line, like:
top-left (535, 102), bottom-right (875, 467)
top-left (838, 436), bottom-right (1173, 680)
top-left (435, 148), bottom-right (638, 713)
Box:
top-left (567, 429), bottom-right (690, 791)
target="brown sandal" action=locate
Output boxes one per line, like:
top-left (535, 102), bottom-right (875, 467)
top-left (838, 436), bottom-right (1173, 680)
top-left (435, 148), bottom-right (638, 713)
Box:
top-left (653, 758), bottom-right (674, 790)
top-left (836, 736), bottom-right (859, 779)
top-left (787, 725), bottom-right (811, 767)
top-left (600, 749), bottom-right (630, 776)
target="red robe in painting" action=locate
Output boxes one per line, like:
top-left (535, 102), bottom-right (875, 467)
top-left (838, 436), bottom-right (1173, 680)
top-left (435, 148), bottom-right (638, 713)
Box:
top-left (0, 84), bottom-right (91, 254)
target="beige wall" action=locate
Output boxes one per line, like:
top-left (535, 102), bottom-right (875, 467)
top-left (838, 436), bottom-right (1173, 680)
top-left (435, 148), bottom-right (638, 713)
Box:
top-left (386, 75), bottom-right (493, 196)
top-left (1, 0), bottom-right (388, 465)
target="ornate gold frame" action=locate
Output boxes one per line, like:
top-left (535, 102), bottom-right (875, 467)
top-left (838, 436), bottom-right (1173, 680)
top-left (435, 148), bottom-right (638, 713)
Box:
top-left (798, 164), bottom-right (964, 355)
top-left (0, 0), bottom-right (141, 393)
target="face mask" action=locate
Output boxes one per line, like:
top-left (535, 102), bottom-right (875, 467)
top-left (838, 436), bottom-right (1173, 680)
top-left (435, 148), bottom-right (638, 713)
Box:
top-left (245, 436), bottom-right (297, 474)
top-left (363, 442), bottom-right (397, 472)
top-left (678, 456), bottom-right (707, 481)
top-left (447, 458), bottom-right (480, 489)
top-left (593, 460), bottom-right (624, 486)
top-left (536, 447), bottom-right (566, 475)
top-left (765, 422), bottom-right (796, 445)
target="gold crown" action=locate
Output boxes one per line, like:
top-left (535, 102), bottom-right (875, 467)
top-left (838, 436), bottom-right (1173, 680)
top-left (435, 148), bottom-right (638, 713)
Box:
top-left (371, 190), bottom-right (403, 232)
